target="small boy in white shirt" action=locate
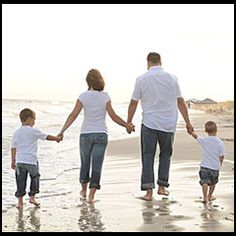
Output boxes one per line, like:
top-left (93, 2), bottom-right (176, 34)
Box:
top-left (11, 108), bottom-right (63, 208)
top-left (191, 121), bottom-right (225, 204)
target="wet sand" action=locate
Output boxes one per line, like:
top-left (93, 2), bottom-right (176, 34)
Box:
top-left (2, 111), bottom-right (234, 232)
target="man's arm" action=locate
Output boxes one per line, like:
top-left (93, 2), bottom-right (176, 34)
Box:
top-left (177, 97), bottom-right (194, 134)
top-left (11, 148), bottom-right (16, 170)
top-left (127, 99), bottom-right (138, 123)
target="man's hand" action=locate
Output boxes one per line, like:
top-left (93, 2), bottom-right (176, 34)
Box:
top-left (56, 134), bottom-right (63, 143)
top-left (186, 123), bottom-right (194, 134)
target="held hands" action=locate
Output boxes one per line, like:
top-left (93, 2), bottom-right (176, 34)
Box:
top-left (56, 132), bottom-right (64, 143)
top-left (126, 122), bottom-right (135, 134)
top-left (186, 123), bottom-right (194, 135)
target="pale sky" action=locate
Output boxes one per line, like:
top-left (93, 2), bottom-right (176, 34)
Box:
top-left (2, 4), bottom-right (234, 103)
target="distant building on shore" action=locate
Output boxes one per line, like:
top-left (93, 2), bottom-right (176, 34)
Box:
top-left (186, 98), bottom-right (217, 109)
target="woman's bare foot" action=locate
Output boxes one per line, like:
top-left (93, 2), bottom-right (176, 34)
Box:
top-left (157, 186), bottom-right (169, 196)
top-left (29, 199), bottom-right (40, 206)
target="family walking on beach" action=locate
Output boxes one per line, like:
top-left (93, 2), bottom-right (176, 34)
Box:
top-left (11, 52), bottom-right (225, 208)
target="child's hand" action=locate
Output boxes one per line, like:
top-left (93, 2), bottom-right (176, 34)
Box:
top-left (56, 135), bottom-right (63, 143)
top-left (11, 162), bottom-right (16, 170)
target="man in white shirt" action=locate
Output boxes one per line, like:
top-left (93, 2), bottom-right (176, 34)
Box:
top-left (127, 52), bottom-right (193, 201)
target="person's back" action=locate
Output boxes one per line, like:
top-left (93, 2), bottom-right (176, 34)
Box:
top-left (134, 66), bottom-right (180, 132)
top-left (79, 90), bottom-right (110, 134)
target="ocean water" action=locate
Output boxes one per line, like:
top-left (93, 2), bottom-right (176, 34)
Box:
top-left (2, 98), bottom-right (204, 213)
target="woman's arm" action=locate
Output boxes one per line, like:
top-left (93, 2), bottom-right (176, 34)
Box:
top-left (58, 100), bottom-right (83, 136)
top-left (106, 101), bottom-right (134, 133)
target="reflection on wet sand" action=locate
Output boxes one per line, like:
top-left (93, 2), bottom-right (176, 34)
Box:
top-left (140, 197), bottom-right (185, 232)
top-left (78, 200), bottom-right (105, 232)
top-left (16, 207), bottom-right (41, 232)
top-left (199, 202), bottom-right (221, 229)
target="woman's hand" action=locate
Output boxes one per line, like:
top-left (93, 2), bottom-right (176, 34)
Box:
top-left (126, 122), bottom-right (135, 134)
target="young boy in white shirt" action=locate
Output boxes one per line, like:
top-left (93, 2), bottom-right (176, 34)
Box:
top-left (11, 108), bottom-right (63, 208)
top-left (191, 121), bottom-right (225, 203)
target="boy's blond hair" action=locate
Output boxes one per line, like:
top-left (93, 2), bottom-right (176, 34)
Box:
top-left (20, 108), bottom-right (34, 122)
top-left (205, 121), bottom-right (217, 133)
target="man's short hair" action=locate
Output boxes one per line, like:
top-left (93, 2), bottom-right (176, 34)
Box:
top-left (205, 121), bottom-right (217, 133)
top-left (147, 52), bottom-right (161, 64)
top-left (19, 108), bottom-right (34, 122)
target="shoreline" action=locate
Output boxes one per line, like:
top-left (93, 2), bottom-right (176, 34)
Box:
top-left (2, 111), bottom-right (234, 232)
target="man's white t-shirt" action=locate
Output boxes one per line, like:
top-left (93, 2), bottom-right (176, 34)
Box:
top-left (12, 125), bottom-right (48, 165)
top-left (197, 136), bottom-right (225, 170)
top-left (78, 90), bottom-right (111, 134)
top-left (131, 66), bottom-right (182, 132)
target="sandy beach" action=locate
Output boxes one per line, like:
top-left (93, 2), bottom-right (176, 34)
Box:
top-left (2, 111), bottom-right (234, 232)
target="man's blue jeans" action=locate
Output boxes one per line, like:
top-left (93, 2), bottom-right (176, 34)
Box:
top-left (141, 124), bottom-right (174, 190)
top-left (79, 133), bottom-right (108, 189)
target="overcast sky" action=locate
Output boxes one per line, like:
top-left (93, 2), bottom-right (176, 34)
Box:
top-left (2, 4), bottom-right (234, 102)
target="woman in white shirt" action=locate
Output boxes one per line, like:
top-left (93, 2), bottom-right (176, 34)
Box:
top-left (58, 69), bottom-right (134, 204)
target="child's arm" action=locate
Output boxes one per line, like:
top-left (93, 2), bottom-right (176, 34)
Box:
top-left (190, 131), bottom-right (198, 139)
top-left (46, 135), bottom-right (63, 143)
top-left (106, 101), bottom-right (135, 133)
top-left (219, 155), bottom-right (224, 167)
top-left (11, 148), bottom-right (16, 170)
top-left (58, 100), bottom-right (83, 136)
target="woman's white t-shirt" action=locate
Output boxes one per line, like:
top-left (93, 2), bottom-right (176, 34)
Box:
top-left (78, 90), bottom-right (110, 134)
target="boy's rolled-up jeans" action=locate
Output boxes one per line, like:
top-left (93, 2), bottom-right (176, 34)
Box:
top-left (79, 133), bottom-right (108, 189)
top-left (141, 124), bottom-right (174, 190)
top-left (15, 163), bottom-right (40, 198)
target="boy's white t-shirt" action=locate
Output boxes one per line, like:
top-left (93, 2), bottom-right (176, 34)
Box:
top-left (197, 136), bottom-right (225, 170)
top-left (78, 90), bottom-right (111, 134)
top-left (12, 125), bottom-right (48, 165)
top-left (131, 66), bottom-right (182, 133)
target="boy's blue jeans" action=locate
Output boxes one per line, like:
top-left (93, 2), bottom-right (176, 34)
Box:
top-left (141, 124), bottom-right (174, 190)
top-left (15, 163), bottom-right (40, 198)
top-left (79, 133), bottom-right (108, 189)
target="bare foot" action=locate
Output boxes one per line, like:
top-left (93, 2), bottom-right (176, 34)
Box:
top-left (201, 200), bottom-right (208, 204)
top-left (16, 203), bottom-right (23, 209)
top-left (157, 189), bottom-right (169, 196)
top-left (29, 199), bottom-right (40, 206)
top-left (208, 196), bottom-right (216, 201)
top-left (139, 195), bottom-right (152, 201)
top-left (87, 198), bottom-right (94, 204)
top-left (80, 191), bottom-right (86, 199)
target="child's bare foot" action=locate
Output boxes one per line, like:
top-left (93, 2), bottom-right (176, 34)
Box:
top-left (16, 203), bottom-right (23, 209)
top-left (157, 187), bottom-right (169, 196)
top-left (87, 198), bottom-right (94, 204)
top-left (29, 199), bottom-right (40, 206)
top-left (80, 191), bottom-right (86, 198)
top-left (208, 196), bottom-right (216, 201)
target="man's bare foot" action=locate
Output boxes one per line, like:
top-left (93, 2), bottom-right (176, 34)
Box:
top-left (157, 187), bottom-right (169, 196)
top-left (16, 203), bottom-right (23, 209)
top-left (80, 191), bottom-right (86, 198)
top-left (29, 199), bottom-right (40, 206)
top-left (139, 195), bottom-right (152, 201)
top-left (208, 196), bottom-right (216, 201)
